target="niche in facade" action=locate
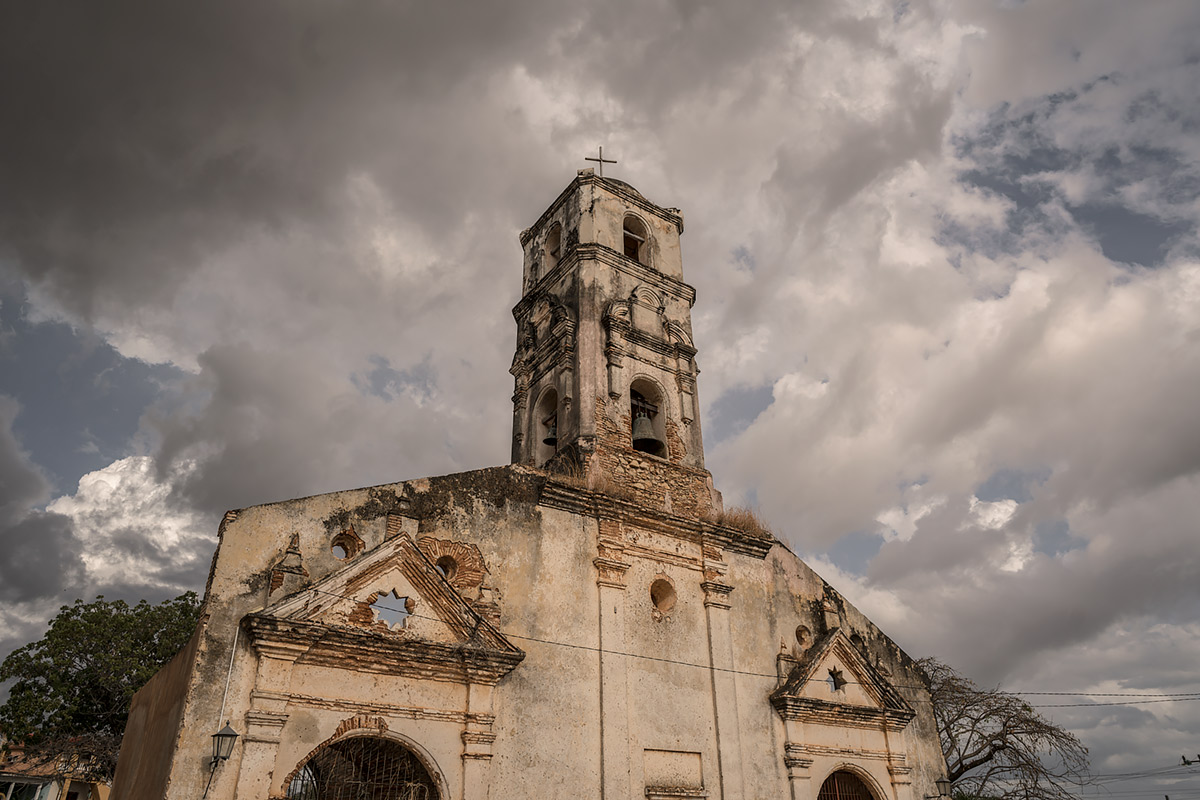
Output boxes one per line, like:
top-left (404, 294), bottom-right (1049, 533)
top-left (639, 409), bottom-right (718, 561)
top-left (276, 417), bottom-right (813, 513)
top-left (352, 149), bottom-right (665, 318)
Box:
top-left (535, 387), bottom-right (559, 465)
top-left (630, 379), bottom-right (667, 458)
top-left (623, 215), bottom-right (648, 264)
top-left (545, 222), bottom-right (562, 273)
top-left (650, 576), bottom-right (676, 621)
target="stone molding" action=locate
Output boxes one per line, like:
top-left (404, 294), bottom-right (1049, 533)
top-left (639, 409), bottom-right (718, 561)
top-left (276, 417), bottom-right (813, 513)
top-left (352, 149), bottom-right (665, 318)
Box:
top-left (770, 630), bottom-right (916, 732)
top-left (538, 479), bottom-right (774, 558)
top-left (700, 581), bottom-right (734, 609)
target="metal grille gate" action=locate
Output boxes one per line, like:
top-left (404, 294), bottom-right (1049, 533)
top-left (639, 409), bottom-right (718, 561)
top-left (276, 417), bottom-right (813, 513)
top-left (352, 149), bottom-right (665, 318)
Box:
top-left (817, 771), bottom-right (875, 800)
top-left (287, 737), bottom-right (438, 800)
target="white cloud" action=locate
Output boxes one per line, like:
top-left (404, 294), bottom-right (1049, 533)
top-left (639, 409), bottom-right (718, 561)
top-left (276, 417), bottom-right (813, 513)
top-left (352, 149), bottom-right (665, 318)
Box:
top-left (40, 457), bottom-right (212, 595)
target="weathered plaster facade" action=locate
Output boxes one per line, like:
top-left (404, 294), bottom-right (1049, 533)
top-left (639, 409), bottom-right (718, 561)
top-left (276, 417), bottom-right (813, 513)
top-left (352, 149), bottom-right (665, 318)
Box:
top-left (112, 172), bottom-right (948, 800)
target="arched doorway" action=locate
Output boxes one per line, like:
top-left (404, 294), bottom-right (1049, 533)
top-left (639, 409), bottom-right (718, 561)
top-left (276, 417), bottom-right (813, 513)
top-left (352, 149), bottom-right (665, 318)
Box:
top-left (817, 770), bottom-right (877, 800)
top-left (286, 736), bottom-right (440, 800)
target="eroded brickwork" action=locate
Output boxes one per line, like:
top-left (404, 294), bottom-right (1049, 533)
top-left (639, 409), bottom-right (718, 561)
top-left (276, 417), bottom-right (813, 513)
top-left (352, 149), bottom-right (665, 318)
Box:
top-left (592, 395), bottom-right (714, 517)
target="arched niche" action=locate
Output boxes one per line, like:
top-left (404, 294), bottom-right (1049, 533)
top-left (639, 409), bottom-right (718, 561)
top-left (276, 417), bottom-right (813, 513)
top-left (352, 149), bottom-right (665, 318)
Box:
top-left (544, 222), bottom-right (562, 273)
top-left (630, 285), bottom-right (664, 336)
top-left (623, 214), bottom-right (650, 265)
top-left (629, 376), bottom-right (667, 458)
top-left (534, 385), bottom-right (559, 465)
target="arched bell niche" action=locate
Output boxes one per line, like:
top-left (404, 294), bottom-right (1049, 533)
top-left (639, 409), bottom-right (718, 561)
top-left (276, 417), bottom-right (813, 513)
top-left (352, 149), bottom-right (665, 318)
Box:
top-left (629, 377), bottom-right (667, 459)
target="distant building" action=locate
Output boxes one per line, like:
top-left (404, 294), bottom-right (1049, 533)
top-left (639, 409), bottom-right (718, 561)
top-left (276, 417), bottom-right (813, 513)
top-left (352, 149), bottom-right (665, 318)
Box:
top-left (112, 171), bottom-right (948, 800)
top-left (0, 741), bottom-right (109, 800)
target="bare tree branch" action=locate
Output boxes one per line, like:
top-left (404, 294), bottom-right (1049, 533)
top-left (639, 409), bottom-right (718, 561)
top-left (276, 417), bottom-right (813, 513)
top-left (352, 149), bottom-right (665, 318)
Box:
top-left (918, 657), bottom-right (1090, 800)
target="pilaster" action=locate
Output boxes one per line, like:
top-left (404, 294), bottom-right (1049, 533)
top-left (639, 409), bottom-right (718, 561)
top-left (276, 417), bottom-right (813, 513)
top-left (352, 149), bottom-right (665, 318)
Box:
top-left (701, 552), bottom-right (744, 800)
top-left (462, 683), bottom-right (498, 800)
top-left (595, 519), bottom-right (632, 800)
top-left (236, 639), bottom-right (307, 800)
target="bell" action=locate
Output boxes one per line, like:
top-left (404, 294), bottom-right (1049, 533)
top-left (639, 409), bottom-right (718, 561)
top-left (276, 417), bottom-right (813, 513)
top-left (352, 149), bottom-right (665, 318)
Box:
top-left (632, 415), bottom-right (660, 452)
top-left (542, 423), bottom-right (557, 447)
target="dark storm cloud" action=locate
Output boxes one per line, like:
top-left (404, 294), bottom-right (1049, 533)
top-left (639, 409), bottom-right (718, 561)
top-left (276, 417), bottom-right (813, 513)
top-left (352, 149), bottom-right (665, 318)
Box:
top-left (0, 0), bottom-right (579, 323)
top-left (0, 399), bottom-right (84, 602)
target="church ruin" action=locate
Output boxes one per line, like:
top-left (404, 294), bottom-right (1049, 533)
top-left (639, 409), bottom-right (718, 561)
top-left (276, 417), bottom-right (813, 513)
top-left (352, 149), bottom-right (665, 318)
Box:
top-left (111, 170), bottom-right (948, 800)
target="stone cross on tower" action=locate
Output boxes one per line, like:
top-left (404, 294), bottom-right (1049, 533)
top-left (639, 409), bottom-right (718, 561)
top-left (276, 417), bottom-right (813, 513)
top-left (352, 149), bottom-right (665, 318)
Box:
top-left (584, 146), bottom-right (617, 177)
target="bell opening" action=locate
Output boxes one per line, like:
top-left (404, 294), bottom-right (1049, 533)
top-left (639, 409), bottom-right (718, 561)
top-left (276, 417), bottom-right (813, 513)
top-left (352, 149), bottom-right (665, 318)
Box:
top-left (630, 387), bottom-right (667, 458)
top-left (535, 389), bottom-right (560, 465)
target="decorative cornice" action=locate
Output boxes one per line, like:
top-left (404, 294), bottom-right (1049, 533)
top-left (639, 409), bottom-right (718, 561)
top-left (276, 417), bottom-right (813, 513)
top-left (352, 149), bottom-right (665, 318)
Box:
top-left (594, 556), bottom-right (632, 588)
top-left (701, 581), bottom-right (734, 610)
top-left (244, 615), bottom-right (524, 686)
top-left (645, 789), bottom-right (708, 800)
top-left (538, 479), bottom-right (774, 559)
top-left (518, 173), bottom-right (684, 247)
top-left (770, 696), bottom-right (916, 731)
top-left (783, 743), bottom-right (814, 770)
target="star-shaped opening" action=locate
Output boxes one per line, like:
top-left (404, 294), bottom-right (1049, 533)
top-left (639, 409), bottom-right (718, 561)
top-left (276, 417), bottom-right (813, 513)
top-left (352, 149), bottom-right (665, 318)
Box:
top-left (827, 667), bottom-right (847, 692)
top-left (371, 590), bottom-right (412, 629)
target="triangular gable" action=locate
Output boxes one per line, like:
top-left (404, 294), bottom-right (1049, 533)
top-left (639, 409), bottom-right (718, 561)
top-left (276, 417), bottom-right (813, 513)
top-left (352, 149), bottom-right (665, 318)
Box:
top-left (770, 629), bottom-right (915, 730)
top-left (243, 533), bottom-right (523, 685)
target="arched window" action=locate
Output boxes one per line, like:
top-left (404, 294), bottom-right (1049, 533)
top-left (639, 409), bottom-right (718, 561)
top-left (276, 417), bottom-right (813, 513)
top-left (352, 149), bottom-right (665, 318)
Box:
top-left (623, 215), bottom-right (648, 264)
top-left (545, 223), bottom-right (562, 272)
top-left (629, 378), bottom-right (667, 458)
top-left (535, 387), bottom-right (559, 465)
top-left (817, 771), bottom-right (876, 800)
top-left (287, 736), bottom-right (440, 800)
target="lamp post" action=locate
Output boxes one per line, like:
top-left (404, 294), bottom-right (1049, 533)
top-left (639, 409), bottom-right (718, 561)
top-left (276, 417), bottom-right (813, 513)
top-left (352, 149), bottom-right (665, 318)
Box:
top-left (201, 722), bottom-right (239, 799)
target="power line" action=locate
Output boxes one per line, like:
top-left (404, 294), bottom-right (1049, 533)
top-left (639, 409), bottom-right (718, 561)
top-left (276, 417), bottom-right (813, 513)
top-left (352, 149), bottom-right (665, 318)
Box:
top-left (295, 586), bottom-right (1200, 708)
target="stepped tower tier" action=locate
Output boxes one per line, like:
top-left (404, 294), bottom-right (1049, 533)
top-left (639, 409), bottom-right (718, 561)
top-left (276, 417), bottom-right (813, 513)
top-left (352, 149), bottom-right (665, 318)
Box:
top-left (510, 169), bottom-right (720, 515)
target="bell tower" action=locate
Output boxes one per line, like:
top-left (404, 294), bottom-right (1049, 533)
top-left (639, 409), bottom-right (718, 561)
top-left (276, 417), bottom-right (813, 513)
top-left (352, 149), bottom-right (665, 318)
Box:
top-left (510, 169), bottom-right (720, 515)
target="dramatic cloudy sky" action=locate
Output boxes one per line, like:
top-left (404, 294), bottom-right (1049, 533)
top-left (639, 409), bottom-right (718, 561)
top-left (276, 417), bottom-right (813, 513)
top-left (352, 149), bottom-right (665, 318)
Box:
top-left (2, 0), bottom-right (1198, 793)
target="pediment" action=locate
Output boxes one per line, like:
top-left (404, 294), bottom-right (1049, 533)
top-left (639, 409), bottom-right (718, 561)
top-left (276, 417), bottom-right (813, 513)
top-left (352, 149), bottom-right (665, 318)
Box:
top-left (770, 629), bottom-right (915, 730)
top-left (244, 533), bottom-right (523, 685)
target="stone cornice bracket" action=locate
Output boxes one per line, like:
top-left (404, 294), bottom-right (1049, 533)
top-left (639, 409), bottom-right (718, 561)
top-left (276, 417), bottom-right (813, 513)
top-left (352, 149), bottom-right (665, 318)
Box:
top-left (594, 556), bottom-right (631, 589)
top-left (700, 581), bottom-right (733, 609)
top-left (783, 743), bottom-right (814, 772)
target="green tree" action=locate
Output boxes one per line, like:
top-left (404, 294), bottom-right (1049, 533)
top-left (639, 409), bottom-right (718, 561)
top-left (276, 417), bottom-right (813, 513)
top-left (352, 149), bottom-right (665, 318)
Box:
top-left (917, 657), bottom-right (1090, 800)
top-left (0, 592), bottom-right (202, 780)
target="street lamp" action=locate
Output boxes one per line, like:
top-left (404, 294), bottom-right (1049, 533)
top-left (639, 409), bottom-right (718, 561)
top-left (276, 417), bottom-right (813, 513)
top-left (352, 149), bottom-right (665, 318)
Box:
top-left (212, 722), bottom-right (239, 763)
top-left (936, 778), bottom-right (953, 798)
top-left (202, 722), bottom-right (239, 799)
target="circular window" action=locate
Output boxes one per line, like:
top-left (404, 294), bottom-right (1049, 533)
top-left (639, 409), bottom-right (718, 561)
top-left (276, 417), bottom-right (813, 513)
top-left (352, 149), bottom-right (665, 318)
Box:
top-left (330, 531), bottom-right (363, 561)
top-left (795, 625), bottom-right (811, 647)
top-left (435, 556), bottom-right (458, 581)
top-left (650, 578), bottom-right (676, 615)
